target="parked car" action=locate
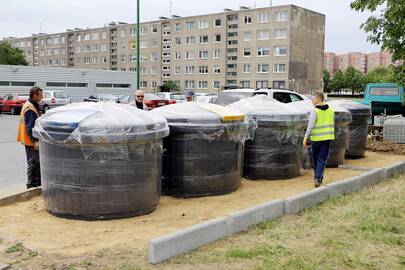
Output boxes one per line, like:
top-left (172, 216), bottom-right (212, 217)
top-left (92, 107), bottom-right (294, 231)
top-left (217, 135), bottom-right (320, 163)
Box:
top-left (198, 95), bottom-right (218, 103)
top-left (84, 94), bottom-right (118, 102)
top-left (0, 95), bottom-right (6, 113)
top-left (255, 89), bottom-right (309, 103)
top-left (156, 92), bottom-right (187, 104)
top-left (214, 89), bottom-right (255, 106)
top-left (39, 90), bottom-right (71, 112)
top-left (143, 93), bottom-right (170, 109)
top-left (0, 94), bottom-right (29, 115)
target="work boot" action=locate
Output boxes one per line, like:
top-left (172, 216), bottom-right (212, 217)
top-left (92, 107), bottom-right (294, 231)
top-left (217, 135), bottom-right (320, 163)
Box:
top-left (314, 179), bottom-right (321, 188)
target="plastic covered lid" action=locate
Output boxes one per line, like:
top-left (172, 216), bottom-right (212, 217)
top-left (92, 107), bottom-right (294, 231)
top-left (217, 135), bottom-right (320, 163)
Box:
top-left (328, 100), bottom-right (371, 117)
top-left (33, 102), bottom-right (169, 144)
top-left (288, 100), bottom-right (352, 123)
top-left (228, 95), bottom-right (308, 122)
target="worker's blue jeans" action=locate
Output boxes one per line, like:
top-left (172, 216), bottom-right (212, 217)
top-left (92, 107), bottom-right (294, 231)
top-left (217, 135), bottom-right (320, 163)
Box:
top-left (311, 140), bottom-right (331, 182)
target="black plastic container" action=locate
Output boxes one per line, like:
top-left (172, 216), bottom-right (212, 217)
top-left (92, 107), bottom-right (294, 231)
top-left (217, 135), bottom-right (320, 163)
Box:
top-left (329, 100), bottom-right (371, 157)
top-left (33, 102), bottom-right (169, 220)
top-left (154, 103), bottom-right (248, 197)
top-left (229, 96), bottom-right (308, 179)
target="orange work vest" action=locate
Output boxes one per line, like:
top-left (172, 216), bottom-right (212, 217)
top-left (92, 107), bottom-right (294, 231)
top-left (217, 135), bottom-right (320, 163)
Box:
top-left (17, 101), bottom-right (40, 147)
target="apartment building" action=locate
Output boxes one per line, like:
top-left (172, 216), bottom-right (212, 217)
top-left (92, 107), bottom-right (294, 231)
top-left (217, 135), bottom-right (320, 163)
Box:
top-left (3, 5), bottom-right (325, 94)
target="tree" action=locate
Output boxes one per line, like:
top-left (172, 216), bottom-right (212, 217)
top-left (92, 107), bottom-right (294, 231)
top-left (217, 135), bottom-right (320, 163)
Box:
top-left (329, 69), bottom-right (345, 93)
top-left (323, 69), bottom-right (331, 93)
top-left (344, 65), bottom-right (365, 95)
top-left (159, 80), bottom-right (178, 92)
top-left (350, 0), bottom-right (405, 61)
top-left (0, 42), bottom-right (28, 65)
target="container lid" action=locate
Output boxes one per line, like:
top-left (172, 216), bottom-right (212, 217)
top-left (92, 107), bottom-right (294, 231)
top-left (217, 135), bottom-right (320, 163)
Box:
top-left (228, 95), bottom-right (308, 122)
top-left (288, 100), bottom-right (352, 123)
top-left (328, 100), bottom-right (371, 117)
top-left (33, 102), bottom-right (169, 144)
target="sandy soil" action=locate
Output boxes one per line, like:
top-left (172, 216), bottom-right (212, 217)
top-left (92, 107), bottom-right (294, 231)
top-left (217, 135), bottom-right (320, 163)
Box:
top-left (367, 139), bottom-right (405, 155)
top-left (0, 152), bottom-right (403, 260)
top-left (344, 151), bottom-right (404, 168)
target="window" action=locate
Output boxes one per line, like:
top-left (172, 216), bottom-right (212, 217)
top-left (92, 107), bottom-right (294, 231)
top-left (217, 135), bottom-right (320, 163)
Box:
top-left (240, 81), bottom-right (251, 88)
top-left (227, 14), bottom-right (238, 21)
top-left (186, 21), bottom-right (196, 30)
top-left (370, 87), bottom-right (399, 96)
top-left (175, 23), bottom-right (181, 31)
top-left (228, 40), bottom-right (237, 45)
top-left (84, 34), bottom-right (90, 41)
top-left (162, 23), bottom-right (170, 29)
top-left (198, 50), bottom-right (209, 59)
top-left (92, 45), bottom-right (99, 52)
top-left (274, 64), bottom-right (286, 73)
top-left (275, 11), bottom-right (288, 21)
top-left (199, 20), bottom-right (209, 29)
top-left (152, 26), bottom-right (158, 33)
top-left (273, 92), bottom-right (291, 103)
top-left (91, 33), bottom-right (99, 40)
top-left (151, 39), bottom-right (157, 47)
top-left (185, 51), bottom-right (195, 59)
top-left (214, 19), bottom-right (221, 27)
top-left (199, 35), bottom-right (208, 44)
top-left (243, 48), bottom-right (251, 57)
top-left (151, 53), bottom-right (157, 61)
top-left (257, 30), bottom-right (270, 40)
top-left (140, 27), bottom-right (148, 35)
top-left (77, 34), bottom-right (82, 42)
top-left (186, 36), bottom-right (195, 45)
top-left (140, 81), bottom-right (147, 88)
top-left (175, 52), bottom-right (181, 60)
top-left (175, 37), bottom-right (181, 44)
top-left (213, 49), bottom-right (221, 59)
top-left (198, 81), bottom-right (208, 89)
top-left (228, 32), bottom-right (238, 37)
top-left (129, 28), bottom-right (136, 35)
top-left (129, 55), bottom-right (136, 62)
top-left (151, 67), bottom-right (157, 75)
top-left (274, 46), bottom-right (287, 56)
top-left (199, 66), bottom-right (209, 74)
top-left (174, 66), bottom-right (181, 75)
top-left (257, 47), bottom-right (270, 56)
top-left (213, 65), bottom-right (221, 74)
top-left (53, 48), bottom-right (59, 55)
top-left (243, 64), bottom-right (251, 73)
top-left (185, 80), bottom-right (195, 89)
top-left (120, 30), bottom-right (126, 37)
top-left (211, 34), bottom-right (220, 43)
top-left (243, 31), bottom-right (252, 41)
top-left (140, 67), bottom-right (147, 75)
top-left (258, 13), bottom-right (270, 23)
top-left (228, 48), bottom-right (237, 53)
top-left (257, 64), bottom-right (269, 73)
top-left (256, 81), bottom-right (268, 88)
top-left (91, 57), bottom-right (99, 64)
top-left (213, 81), bottom-right (220, 89)
top-left (274, 28), bottom-right (287, 39)
top-left (185, 66), bottom-right (195, 74)
top-left (244, 16), bottom-right (252, 24)
top-left (140, 40), bottom-right (147, 48)
top-left (102, 32), bottom-right (107, 39)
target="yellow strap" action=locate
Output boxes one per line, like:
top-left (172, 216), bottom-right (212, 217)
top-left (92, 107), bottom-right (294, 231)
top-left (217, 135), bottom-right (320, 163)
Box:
top-left (193, 102), bottom-right (245, 121)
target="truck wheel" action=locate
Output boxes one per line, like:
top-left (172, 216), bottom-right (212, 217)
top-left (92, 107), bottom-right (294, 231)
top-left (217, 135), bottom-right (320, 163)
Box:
top-left (10, 107), bottom-right (17, 115)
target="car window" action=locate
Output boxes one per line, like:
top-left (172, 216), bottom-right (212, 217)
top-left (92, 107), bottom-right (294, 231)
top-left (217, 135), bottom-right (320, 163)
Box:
top-left (273, 92), bottom-right (291, 103)
top-left (253, 92), bottom-right (268, 96)
top-left (214, 92), bottom-right (253, 105)
top-left (170, 94), bottom-right (186, 100)
top-left (156, 93), bottom-right (166, 99)
top-left (54, 92), bottom-right (69, 98)
top-left (289, 93), bottom-right (303, 102)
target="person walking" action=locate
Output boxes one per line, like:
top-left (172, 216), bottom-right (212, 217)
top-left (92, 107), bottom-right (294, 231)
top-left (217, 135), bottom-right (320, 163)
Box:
top-left (303, 92), bottom-right (335, 187)
top-left (17, 86), bottom-right (43, 189)
top-left (131, 90), bottom-right (148, 110)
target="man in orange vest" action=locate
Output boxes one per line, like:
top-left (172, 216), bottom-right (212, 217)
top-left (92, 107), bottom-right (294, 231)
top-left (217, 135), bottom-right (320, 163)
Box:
top-left (17, 86), bottom-right (43, 189)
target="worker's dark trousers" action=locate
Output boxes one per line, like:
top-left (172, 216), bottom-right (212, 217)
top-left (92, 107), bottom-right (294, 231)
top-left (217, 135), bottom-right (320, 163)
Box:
top-left (311, 140), bottom-right (331, 182)
top-left (25, 146), bottom-right (41, 187)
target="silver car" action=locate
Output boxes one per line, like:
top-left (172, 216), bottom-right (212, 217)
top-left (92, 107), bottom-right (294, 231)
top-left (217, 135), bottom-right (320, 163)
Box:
top-left (40, 91), bottom-right (71, 112)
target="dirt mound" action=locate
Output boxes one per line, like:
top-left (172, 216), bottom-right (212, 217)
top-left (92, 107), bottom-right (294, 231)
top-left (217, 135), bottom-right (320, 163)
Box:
top-left (367, 139), bottom-right (405, 155)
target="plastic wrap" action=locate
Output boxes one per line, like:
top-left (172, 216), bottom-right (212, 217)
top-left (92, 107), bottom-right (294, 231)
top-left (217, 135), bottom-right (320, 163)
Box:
top-left (33, 102), bottom-right (169, 220)
top-left (290, 100), bottom-right (352, 168)
top-left (153, 102), bottom-right (249, 197)
top-left (228, 95), bottom-right (308, 180)
top-left (384, 118), bottom-right (405, 143)
top-left (329, 100), bottom-right (371, 157)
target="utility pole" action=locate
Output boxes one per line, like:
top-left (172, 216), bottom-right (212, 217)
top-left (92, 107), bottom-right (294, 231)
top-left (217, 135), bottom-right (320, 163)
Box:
top-left (136, 0), bottom-right (140, 89)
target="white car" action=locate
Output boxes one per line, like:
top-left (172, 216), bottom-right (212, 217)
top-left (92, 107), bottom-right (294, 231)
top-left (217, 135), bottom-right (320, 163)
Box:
top-left (198, 95), bottom-right (218, 103)
top-left (214, 89), bottom-right (256, 105)
top-left (255, 89), bottom-right (309, 103)
top-left (39, 90), bottom-right (71, 112)
top-left (156, 92), bottom-right (187, 103)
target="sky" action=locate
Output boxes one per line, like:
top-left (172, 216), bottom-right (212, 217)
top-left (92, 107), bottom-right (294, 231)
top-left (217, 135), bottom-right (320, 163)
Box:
top-left (0, 0), bottom-right (382, 54)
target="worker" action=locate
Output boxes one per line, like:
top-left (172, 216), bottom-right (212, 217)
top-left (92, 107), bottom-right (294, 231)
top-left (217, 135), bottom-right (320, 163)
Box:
top-left (303, 92), bottom-right (335, 187)
top-left (17, 86), bottom-right (43, 189)
top-left (131, 90), bottom-right (148, 110)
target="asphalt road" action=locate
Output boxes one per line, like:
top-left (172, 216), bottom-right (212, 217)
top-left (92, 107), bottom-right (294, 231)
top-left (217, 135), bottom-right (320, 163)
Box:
top-left (0, 113), bottom-right (27, 191)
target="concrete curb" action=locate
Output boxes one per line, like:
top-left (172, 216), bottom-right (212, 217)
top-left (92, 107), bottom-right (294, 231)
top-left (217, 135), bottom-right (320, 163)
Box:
top-left (359, 168), bottom-right (387, 188)
top-left (284, 186), bottom-right (330, 215)
top-left (0, 187), bottom-right (41, 207)
top-left (385, 161), bottom-right (405, 179)
top-left (0, 263), bottom-right (10, 270)
top-left (326, 176), bottom-right (362, 196)
top-left (227, 199), bottom-right (284, 234)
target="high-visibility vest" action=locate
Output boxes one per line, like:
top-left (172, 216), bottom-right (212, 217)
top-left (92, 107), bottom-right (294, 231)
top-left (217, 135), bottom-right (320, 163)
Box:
top-left (310, 107), bottom-right (335, 142)
top-left (17, 101), bottom-right (40, 147)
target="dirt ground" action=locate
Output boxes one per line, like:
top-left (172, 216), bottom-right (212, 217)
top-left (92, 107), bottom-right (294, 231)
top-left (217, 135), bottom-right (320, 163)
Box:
top-left (0, 151), bottom-right (403, 269)
top-left (367, 139), bottom-right (405, 155)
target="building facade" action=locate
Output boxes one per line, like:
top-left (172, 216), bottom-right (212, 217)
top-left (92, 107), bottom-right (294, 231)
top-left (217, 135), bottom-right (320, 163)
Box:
top-left (3, 5), bottom-right (325, 94)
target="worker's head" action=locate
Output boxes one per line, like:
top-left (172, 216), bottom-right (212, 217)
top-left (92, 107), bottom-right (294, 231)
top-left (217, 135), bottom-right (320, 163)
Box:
top-left (311, 92), bottom-right (324, 106)
top-left (29, 86), bottom-right (43, 103)
top-left (134, 90), bottom-right (145, 103)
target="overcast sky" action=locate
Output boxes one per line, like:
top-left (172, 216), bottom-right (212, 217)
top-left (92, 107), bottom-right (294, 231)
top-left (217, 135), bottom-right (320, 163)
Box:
top-left (1, 0), bottom-right (381, 53)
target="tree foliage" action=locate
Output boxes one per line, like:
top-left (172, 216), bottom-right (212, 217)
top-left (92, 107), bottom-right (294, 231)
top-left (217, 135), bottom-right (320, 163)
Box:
top-left (344, 66), bottom-right (365, 95)
top-left (323, 69), bottom-right (331, 93)
top-left (0, 42), bottom-right (28, 65)
top-left (159, 80), bottom-right (178, 92)
top-left (330, 69), bottom-right (345, 93)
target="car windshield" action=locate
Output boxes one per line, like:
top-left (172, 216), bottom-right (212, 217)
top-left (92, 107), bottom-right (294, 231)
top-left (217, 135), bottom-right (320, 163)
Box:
top-left (99, 95), bottom-right (117, 101)
top-left (54, 92), bottom-right (69, 98)
top-left (145, 93), bottom-right (163, 100)
top-left (170, 94), bottom-right (186, 100)
top-left (214, 92), bottom-right (253, 105)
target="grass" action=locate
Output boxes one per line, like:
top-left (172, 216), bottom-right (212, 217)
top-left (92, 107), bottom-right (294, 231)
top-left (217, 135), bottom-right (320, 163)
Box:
top-left (164, 175), bottom-right (405, 270)
top-left (5, 242), bottom-right (24, 254)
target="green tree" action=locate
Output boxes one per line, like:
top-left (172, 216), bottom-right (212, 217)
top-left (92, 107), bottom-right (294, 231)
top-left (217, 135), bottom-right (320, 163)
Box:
top-left (159, 80), bottom-right (178, 92)
top-left (323, 69), bottom-right (331, 93)
top-left (350, 0), bottom-right (405, 61)
top-left (329, 69), bottom-right (345, 93)
top-left (344, 65), bottom-right (365, 95)
top-left (0, 42), bottom-right (28, 65)
top-left (365, 66), bottom-right (389, 83)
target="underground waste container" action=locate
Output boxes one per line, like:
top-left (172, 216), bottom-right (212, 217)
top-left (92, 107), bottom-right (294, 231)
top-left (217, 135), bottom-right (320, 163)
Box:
top-left (329, 100), bottom-right (371, 157)
top-left (228, 95), bottom-right (308, 179)
top-left (288, 100), bottom-right (352, 167)
top-left (33, 102), bottom-right (169, 220)
top-left (153, 102), bottom-right (248, 197)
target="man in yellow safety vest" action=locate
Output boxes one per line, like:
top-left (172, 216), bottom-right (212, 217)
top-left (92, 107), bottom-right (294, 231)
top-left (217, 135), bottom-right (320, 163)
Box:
top-left (303, 92), bottom-right (335, 187)
top-left (17, 86), bottom-right (43, 189)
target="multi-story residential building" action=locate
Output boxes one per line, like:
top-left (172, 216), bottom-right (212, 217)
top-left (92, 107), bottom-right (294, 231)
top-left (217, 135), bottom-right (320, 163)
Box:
top-left (2, 5), bottom-right (325, 93)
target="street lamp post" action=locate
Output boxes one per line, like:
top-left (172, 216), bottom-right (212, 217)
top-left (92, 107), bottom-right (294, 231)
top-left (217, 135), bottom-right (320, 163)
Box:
top-left (136, 0), bottom-right (140, 90)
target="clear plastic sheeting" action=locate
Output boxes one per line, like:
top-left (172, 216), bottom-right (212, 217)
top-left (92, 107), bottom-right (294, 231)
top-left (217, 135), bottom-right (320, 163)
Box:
top-left (228, 95), bottom-right (308, 180)
top-left (289, 100), bottom-right (352, 168)
top-left (384, 118), bottom-right (405, 143)
top-left (33, 102), bottom-right (169, 220)
top-left (329, 100), bottom-right (371, 157)
top-left (153, 102), bottom-right (249, 197)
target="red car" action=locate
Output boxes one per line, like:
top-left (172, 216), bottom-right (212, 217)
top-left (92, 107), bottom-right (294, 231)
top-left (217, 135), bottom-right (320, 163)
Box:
top-left (0, 94), bottom-right (29, 115)
top-left (144, 93), bottom-right (170, 109)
